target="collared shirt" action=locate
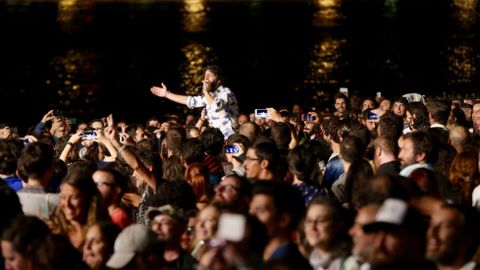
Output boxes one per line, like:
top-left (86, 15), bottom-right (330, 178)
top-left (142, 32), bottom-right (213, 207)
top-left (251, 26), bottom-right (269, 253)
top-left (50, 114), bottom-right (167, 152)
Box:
top-left (187, 86), bottom-right (239, 139)
top-left (430, 123), bottom-right (447, 131)
top-left (399, 163), bottom-right (432, 177)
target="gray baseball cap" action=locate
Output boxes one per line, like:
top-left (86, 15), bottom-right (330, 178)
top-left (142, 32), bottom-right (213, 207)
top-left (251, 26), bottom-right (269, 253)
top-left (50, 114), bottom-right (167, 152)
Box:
top-left (106, 224), bottom-right (156, 269)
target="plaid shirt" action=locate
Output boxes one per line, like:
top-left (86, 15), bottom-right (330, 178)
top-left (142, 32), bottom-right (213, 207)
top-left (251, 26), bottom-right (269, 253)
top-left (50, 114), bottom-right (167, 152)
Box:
top-left (187, 86), bottom-right (239, 139)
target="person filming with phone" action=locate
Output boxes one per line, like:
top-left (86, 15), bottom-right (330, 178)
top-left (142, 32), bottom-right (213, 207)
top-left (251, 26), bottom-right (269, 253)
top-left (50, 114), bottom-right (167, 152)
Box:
top-left (151, 65), bottom-right (239, 139)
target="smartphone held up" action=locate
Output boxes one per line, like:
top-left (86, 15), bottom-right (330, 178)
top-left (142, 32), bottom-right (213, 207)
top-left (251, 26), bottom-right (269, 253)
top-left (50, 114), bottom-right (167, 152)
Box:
top-left (254, 109), bottom-right (269, 119)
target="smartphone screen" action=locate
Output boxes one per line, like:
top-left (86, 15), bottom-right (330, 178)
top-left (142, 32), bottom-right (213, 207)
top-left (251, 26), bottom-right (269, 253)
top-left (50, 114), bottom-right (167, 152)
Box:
top-left (368, 112), bottom-right (379, 120)
top-left (254, 109), bottom-right (269, 118)
top-left (82, 131), bottom-right (97, 140)
top-left (217, 213), bottom-right (246, 242)
top-left (224, 144), bottom-right (239, 154)
top-left (302, 114), bottom-right (316, 122)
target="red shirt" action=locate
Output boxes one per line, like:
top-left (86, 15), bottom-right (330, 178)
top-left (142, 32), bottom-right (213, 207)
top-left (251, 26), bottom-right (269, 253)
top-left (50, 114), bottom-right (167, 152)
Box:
top-left (110, 207), bottom-right (132, 229)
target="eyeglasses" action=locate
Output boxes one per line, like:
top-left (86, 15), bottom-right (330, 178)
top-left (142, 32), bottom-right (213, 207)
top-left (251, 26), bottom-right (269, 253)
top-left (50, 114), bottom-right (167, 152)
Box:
top-left (305, 218), bottom-right (328, 226)
top-left (151, 219), bottom-right (174, 226)
top-left (215, 184), bottom-right (240, 193)
top-left (245, 156), bottom-right (261, 161)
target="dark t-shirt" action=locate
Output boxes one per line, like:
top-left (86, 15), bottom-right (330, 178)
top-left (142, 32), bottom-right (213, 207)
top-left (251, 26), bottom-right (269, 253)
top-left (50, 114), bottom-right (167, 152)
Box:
top-left (268, 243), bottom-right (313, 270)
top-left (165, 250), bottom-right (197, 270)
top-left (377, 160), bottom-right (401, 176)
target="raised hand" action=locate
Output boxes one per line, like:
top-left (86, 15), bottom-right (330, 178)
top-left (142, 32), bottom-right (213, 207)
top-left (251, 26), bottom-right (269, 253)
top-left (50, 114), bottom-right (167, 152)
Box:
top-left (200, 108), bottom-right (207, 120)
top-left (150, 83), bottom-right (168, 97)
top-left (106, 114), bottom-right (114, 128)
top-left (95, 129), bottom-right (108, 144)
top-left (267, 107), bottom-right (283, 123)
top-left (104, 125), bottom-right (116, 142)
top-left (202, 79), bottom-right (212, 93)
top-left (41, 110), bottom-right (55, 124)
top-left (69, 132), bottom-right (82, 145)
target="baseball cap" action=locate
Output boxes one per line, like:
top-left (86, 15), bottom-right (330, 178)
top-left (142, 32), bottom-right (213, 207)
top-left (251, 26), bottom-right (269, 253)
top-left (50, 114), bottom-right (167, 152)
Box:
top-left (106, 224), bottom-right (156, 269)
top-left (363, 198), bottom-right (426, 234)
top-left (146, 204), bottom-right (187, 223)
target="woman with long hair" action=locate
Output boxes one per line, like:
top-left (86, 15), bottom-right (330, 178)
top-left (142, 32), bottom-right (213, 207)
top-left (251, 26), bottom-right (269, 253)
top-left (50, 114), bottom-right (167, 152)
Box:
top-left (287, 143), bottom-right (325, 206)
top-left (191, 203), bottom-right (222, 260)
top-left (82, 221), bottom-right (121, 270)
top-left (184, 163), bottom-right (212, 209)
top-left (50, 166), bottom-right (110, 249)
top-left (449, 148), bottom-right (480, 205)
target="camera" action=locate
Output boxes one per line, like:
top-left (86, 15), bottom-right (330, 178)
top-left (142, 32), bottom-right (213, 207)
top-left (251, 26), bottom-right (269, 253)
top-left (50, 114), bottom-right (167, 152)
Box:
top-left (224, 144), bottom-right (240, 154)
top-left (254, 109), bottom-right (269, 118)
top-left (301, 113), bottom-right (317, 122)
top-left (82, 131), bottom-right (97, 140)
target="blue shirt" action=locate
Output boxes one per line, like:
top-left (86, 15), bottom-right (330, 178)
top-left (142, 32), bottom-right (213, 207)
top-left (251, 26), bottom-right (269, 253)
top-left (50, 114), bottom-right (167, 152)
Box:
top-left (294, 182), bottom-right (325, 206)
top-left (3, 176), bottom-right (23, 191)
top-left (324, 155), bottom-right (344, 190)
top-left (186, 86), bottom-right (239, 139)
top-left (269, 243), bottom-right (313, 270)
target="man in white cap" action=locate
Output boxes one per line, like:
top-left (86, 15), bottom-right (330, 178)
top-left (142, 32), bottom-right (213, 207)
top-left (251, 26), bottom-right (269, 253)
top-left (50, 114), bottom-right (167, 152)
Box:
top-left (362, 198), bottom-right (435, 270)
top-left (106, 224), bottom-right (164, 270)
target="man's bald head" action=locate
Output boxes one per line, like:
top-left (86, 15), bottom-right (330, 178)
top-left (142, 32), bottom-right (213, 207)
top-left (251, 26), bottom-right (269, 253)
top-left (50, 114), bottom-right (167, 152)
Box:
top-left (449, 125), bottom-right (470, 152)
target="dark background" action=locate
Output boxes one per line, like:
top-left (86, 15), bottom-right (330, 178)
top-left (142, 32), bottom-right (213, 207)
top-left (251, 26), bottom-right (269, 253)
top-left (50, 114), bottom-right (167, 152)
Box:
top-left (0, 0), bottom-right (478, 133)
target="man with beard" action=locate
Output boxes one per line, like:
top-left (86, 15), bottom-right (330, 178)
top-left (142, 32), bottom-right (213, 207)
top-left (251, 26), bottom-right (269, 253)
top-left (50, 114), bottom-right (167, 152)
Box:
top-left (146, 205), bottom-right (197, 270)
top-left (301, 111), bottom-right (322, 142)
top-left (426, 204), bottom-right (480, 270)
top-left (397, 131), bottom-right (433, 177)
top-left (151, 65), bottom-right (239, 139)
top-left (212, 173), bottom-right (252, 213)
top-left (343, 203), bottom-right (380, 269)
top-left (362, 199), bottom-right (434, 270)
top-left (333, 93), bottom-right (349, 117)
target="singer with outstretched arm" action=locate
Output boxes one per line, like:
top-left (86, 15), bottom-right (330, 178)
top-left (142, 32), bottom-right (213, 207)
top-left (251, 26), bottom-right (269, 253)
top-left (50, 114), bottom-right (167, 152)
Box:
top-left (150, 65), bottom-right (239, 139)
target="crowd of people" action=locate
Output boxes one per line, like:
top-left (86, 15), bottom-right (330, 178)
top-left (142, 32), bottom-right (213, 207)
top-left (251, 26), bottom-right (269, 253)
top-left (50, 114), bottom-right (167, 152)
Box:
top-left (1, 65), bottom-right (480, 270)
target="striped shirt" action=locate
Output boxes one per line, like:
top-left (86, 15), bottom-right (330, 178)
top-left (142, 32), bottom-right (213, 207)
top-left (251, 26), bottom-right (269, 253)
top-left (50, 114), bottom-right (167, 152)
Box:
top-left (186, 86), bottom-right (239, 139)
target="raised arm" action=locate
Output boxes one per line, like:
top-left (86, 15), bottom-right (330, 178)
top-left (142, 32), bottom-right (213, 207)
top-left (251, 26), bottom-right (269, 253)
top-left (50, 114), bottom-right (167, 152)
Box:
top-left (33, 110), bottom-right (55, 135)
top-left (95, 128), bottom-right (117, 162)
top-left (150, 83), bottom-right (188, 105)
top-left (195, 108), bottom-right (208, 129)
top-left (105, 124), bottom-right (157, 190)
top-left (59, 132), bottom-right (81, 162)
